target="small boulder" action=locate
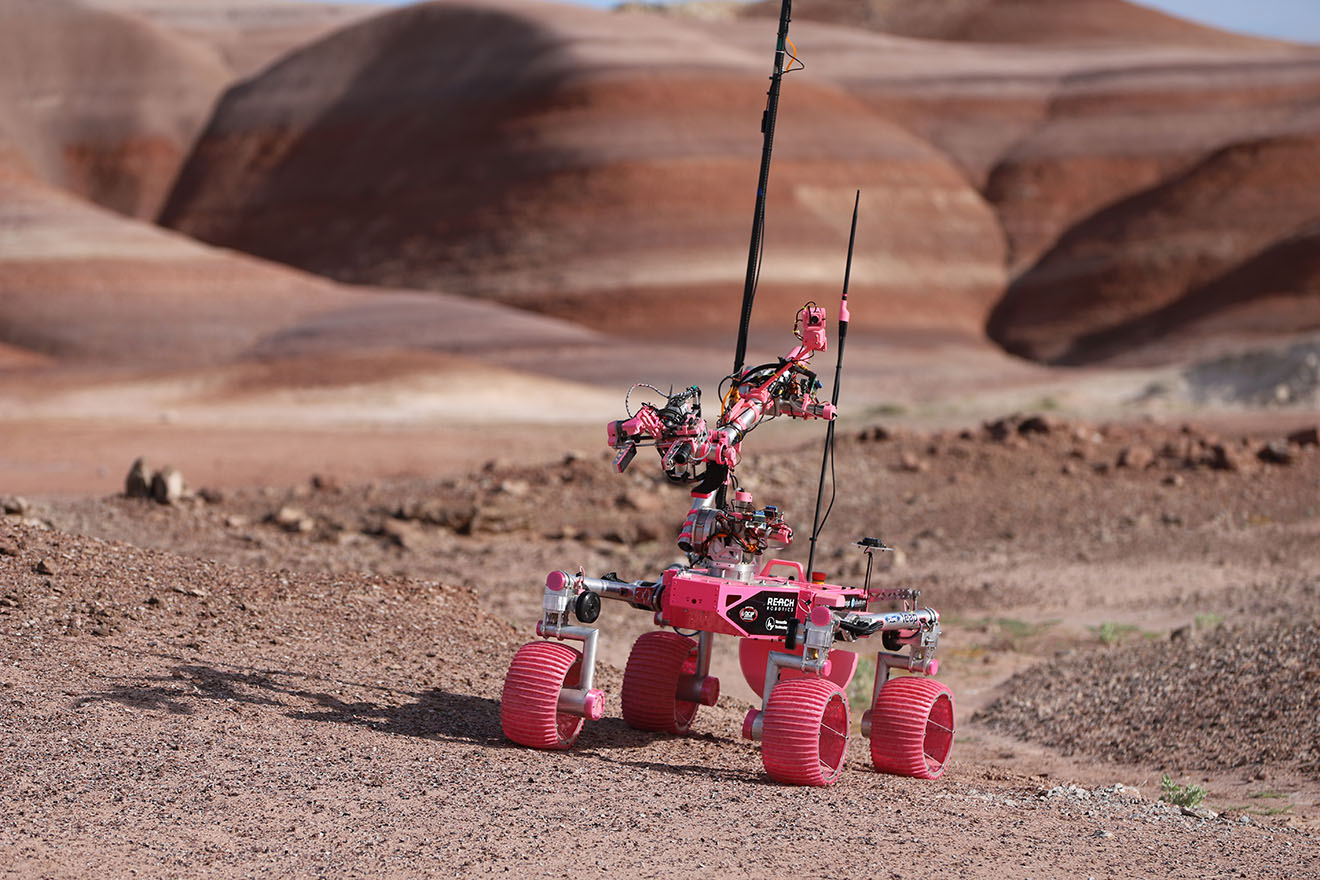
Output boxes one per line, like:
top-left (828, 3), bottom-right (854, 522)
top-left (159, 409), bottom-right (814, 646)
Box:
top-left (858, 425), bottom-right (893, 443)
top-left (35, 558), bottom-right (58, 576)
top-left (1257, 440), bottom-right (1295, 466)
top-left (310, 473), bottom-right (339, 492)
top-left (1017, 414), bottom-right (1054, 436)
top-left (984, 415), bottom-right (1019, 442)
top-left (197, 487), bottom-right (225, 505)
top-left (1117, 444), bottom-right (1155, 470)
top-left (125, 458), bottom-right (153, 498)
top-left (1210, 443), bottom-right (1253, 472)
top-left (1, 496), bottom-right (28, 516)
top-left (1286, 426), bottom-right (1319, 448)
top-left (272, 506), bottom-right (314, 533)
top-left (150, 467), bottom-right (187, 505)
top-left (897, 451), bottom-right (928, 473)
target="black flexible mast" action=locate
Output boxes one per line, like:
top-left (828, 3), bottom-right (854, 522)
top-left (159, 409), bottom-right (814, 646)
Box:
top-left (806, 191), bottom-right (860, 579)
top-left (732, 0), bottom-right (793, 378)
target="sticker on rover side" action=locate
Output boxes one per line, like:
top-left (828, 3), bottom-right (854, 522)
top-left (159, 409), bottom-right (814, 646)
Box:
top-left (727, 590), bottom-right (799, 636)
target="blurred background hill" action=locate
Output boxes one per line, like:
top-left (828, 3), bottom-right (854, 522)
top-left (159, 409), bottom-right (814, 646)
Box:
top-left (2, 0), bottom-right (1319, 491)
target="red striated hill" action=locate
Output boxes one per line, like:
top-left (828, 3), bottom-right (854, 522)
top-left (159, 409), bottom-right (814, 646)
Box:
top-left (82, 0), bottom-right (381, 79)
top-left (741, 0), bottom-right (1289, 49)
top-left (0, 0), bottom-right (232, 219)
top-left (987, 134), bottom-right (1320, 364)
top-left (157, 0), bottom-right (1007, 340)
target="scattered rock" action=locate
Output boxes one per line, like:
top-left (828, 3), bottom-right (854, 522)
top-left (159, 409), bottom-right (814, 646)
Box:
top-left (1180, 806), bottom-right (1218, 820)
top-left (125, 458), bottom-right (153, 498)
top-left (857, 425), bottom-right (894, 443)
top-left (380, 518), bottom-right (423, 550)
top-left (170, 585), bottom-right (208, 599)
top-left (1210, 443), bottom-right (1253, 472)
top-left (271, 506), bottom-right (314, 533)
top-left (150, 466), bottom-right (187, 504)
top-left (395, 501), bottom-right (475, 532)
top-left (0, 539), bottom-right (19, 557)
top-left (196, 487), bottom-right (225, 504)
top-left (1257, 440), bottom-right (1295, 465)
top-left (1286, 426), bottom-right (1319, 447)
top-left (1, 496), bottom-right (29, 516)
top-left (984, 415), bottom-right (1018, 442)
top-left (310, 473), bottom-right (339, 492)
top-left (224, 514), bottom-right (250, 529)
top-left (497, 479), bottom-right (530, 498)
top-left (1162, 474), bottom-right (1184, 487)
top-left (897, 451), bottom-right (928, 473)
top-left (1118, 444), bottom-right (1155, 470)
top-left (36, 558), bottom-right (59, 576)
top-left (1017, 414), bottom-right (1053, 436)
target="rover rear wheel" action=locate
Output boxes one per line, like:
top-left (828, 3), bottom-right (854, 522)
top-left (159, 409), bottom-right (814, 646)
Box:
top-left (868, 676), bottom-right (955, 779)
top-left (621, 631), bottom-right (699, 734)
top-left (760, 677), bottom-right (849, 786)
top-left (501, 641), bottom-right (585, 750)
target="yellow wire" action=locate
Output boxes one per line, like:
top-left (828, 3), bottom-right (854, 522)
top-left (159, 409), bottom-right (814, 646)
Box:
top-left (722, 386), bottom-right (740, 415)
top-left (785, 37), bottom-right (803, 71)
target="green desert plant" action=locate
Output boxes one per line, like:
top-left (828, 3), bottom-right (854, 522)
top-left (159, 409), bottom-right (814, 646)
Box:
top-left (1090, 621), bottom-right (1140, 646)
top-left (1159, 774), bottom-right (1206, 809)
top-left (847, 654), bottom-right (877, 716)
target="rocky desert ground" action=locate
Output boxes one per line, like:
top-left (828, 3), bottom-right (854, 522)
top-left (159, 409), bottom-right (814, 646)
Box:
top-left (2, 0), bottom-right (1320, 876)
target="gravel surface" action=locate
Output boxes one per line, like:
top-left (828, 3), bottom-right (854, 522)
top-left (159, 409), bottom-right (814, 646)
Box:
top-left (977, 618), bottom-right (1320, 778)
top-left (3, 520), bottom-right (1318, 878)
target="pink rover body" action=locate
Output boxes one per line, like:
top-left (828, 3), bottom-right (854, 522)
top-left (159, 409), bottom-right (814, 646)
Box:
top-left (499, 303), bottom-right (954, 787)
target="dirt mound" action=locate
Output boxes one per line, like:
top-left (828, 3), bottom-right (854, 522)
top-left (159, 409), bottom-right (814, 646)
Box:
top-left (740, 0), bottom-right (1288, 48)
top-left (0, 0), bottom-right (230, 219)
top-left (158, 0), bottom-right (1006, 338)
top-left (977, 617), bottom-right (1320, 778)
top-left (989, 134), bottom-right (1320, 364)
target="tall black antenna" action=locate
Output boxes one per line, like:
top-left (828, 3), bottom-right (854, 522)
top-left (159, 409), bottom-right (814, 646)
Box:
top-left (806, 190), bottom-right (860, 580)
top-left (732, 0), bottom-right (793, 378)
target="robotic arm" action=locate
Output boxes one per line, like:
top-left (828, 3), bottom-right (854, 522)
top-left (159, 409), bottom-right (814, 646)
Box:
top-left (608, 304), bottom-right (836, 480)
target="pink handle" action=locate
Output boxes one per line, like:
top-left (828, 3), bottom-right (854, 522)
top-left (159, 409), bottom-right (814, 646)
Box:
top-left (758, 559), bottom-right (805, 581)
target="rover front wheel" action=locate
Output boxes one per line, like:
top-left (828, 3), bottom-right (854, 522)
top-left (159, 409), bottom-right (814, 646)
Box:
top-left (760, 677), bottom-right (850, 786)
top-left (501, 641), bottom-right (585, 750)
top-left (621, 631), bottom-right (699, 734)
top-left (868, 676), bottom-right (955, 779)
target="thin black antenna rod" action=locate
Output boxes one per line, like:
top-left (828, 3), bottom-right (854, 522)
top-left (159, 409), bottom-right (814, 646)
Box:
top-left (732, 0), bottom-right (793, 378)
top-left (806, 190), bottom-right (860, 580)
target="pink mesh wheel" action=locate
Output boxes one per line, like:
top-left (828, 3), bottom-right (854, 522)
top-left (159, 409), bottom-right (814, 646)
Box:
top-left (760, 678), bottom-right (850, 786)
top-left (621, 631), bottom-right (699, 734)
top-left (869, 676), bottom-right (955, 779)
top-left (501, 641), bottom-right (585, 750)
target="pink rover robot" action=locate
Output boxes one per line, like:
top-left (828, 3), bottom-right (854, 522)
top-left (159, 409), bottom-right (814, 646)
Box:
top-left (500, 0), bottom-right (954, 786)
